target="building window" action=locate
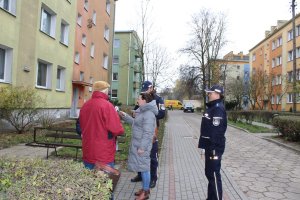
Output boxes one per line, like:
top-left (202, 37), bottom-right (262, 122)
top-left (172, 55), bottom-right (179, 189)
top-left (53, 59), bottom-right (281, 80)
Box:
top-left (89, 77), bottom-right (93, 92)
top-left (82, 34), bottom-right (86, 46)
top-left (77, 13), bottom-right (82, 26)
top-left (288, 50), bottom-right (293, 62)
top-left (114, 39), bottom-right (120, 48)
top-left (104, 26), bottom-right (109, 41)
top-left (103, 54), bottom-right (108, 69)
top-left (75, 52), bottom-right (80, 64)
top-left (90, 43), bottom-right (95, 58)
top-left (113, 55), bottom-right (119, 64)
top-left (296, 47), bottom-right (300, 58)
top-left (236, 76), bottom-right (240, 80)
top-left (106, 0), bottom-right (110, 15)
top-left (276, 56), bottom-right (282, 66)
top-left (271, 96), bottom-right (274, 104)
top-left (272, 58), bottom-right (276, 68)
top-left (112, 72), bottom-right (118, 81)
top-left (92, 10), bottom-right (96, 24)
top-left (272, 40), bottom-right (276, 50)
top-left (276, 95), bottom-right (281, 104)
top-left (252, 54), bottom-right (256, 61)
top-left (80, 71), bottom-right (84, 81)
top-left (56, 66), bottom-right (65, 91)
top-left (0, 0), bottom-right (16, 15)
top-left (60, 20), bottom-right (69, 45)
top-left (84, 0), bottom-right (88, 11)
top-left (296, 25), bottom-right (300, 36)
top-left (0, 46), bottom-right (12, 83)
top-left (111, 89), bottom-right (118, 98)
top-left (277, 37), bottom-right (282, 46)
top-left (37, 60), bottom-right (52, 89)
top-left (288, 30), bottom-right (293, 41)
top-left (287, 93), bottom-right (293, 103)
top-left (40, 4), bottom-right (56, 37)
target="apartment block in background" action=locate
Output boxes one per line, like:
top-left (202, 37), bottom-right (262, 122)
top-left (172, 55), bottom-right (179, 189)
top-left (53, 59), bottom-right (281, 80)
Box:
top-left (0, 0), bottom-right (76, 117)
top-left (71, 0), bottom-right (117, 117)
top-left (111, 30), bottom-right (143, 106)
top-left (249, 17), bottom-right (300, 111)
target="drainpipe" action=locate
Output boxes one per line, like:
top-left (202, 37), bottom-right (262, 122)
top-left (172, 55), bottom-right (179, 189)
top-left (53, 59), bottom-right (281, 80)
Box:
top-left (127, 33), bottom-right (132, 105)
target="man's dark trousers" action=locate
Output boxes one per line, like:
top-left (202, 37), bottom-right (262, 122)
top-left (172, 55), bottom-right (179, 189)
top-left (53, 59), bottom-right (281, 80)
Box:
top-left (150, 140), bottom-right (158, 182)
top-left (205, 152), bottom-right (222, 200)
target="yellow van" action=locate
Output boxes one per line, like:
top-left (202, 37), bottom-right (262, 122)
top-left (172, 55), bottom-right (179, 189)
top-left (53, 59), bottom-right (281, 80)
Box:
top-left (164, 100), bottom-right (184, 110)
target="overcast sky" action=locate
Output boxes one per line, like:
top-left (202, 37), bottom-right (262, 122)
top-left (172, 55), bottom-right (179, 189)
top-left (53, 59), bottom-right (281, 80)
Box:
top-left (114, 0), bottom-right (295, 88)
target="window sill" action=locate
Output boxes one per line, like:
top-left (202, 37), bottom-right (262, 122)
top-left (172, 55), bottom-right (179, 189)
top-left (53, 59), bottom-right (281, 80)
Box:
top-left (56, 89), bottom-right (65, 92)
top-left (59, 41), bottom-right (69, 47)
top-left (0, 7), bottom-right (16, 17)
top-left (35, 86), bottom-right (52, 91)
top-left (39, 30), bottom-right (56, 40)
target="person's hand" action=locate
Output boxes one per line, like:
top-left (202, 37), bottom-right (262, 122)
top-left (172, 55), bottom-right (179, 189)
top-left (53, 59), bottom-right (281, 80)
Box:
top-left (137, 148), bottom-right (144, 155)
top-left (119, 111), bottom-right (126, 118)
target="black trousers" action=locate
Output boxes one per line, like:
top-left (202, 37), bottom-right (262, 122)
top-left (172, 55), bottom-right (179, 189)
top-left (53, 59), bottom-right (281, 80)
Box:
top-left (204, 151), bottom-right (222, 200)
top-left (137, 140), bottom-right (158, 181)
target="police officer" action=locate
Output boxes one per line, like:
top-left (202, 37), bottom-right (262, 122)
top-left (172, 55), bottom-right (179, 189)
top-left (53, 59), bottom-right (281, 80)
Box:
top-left (198, 85), bottom-right (227, 200)
top-left (131, 81), bottom-right (166, 189)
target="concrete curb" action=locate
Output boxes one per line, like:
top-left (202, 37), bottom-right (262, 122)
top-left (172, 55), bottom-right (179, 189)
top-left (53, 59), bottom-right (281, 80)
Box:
top-left (228, 124), bottom-right (300, 153)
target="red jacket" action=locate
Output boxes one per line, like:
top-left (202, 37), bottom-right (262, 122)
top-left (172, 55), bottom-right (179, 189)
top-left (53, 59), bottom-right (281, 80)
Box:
top-left (79, 91), bottom-right (124, 164)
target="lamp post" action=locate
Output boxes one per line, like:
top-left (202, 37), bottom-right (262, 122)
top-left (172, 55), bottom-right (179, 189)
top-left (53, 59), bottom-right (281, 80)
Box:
top-left (292, 0), bottom-right (297, 112)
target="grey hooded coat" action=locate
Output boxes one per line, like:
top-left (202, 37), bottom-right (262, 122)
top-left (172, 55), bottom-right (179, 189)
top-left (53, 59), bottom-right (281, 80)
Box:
top-left (122, 100), bottom-right (158, 172)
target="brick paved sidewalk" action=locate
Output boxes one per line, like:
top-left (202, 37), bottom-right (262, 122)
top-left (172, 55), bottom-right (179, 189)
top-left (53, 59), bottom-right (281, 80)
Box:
top-left (114, 115), bottom-right (247, 200)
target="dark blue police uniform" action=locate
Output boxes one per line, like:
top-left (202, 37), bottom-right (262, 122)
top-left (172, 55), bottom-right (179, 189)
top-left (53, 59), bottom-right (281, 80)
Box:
top-left (198, 98), bottom-right (227, 200)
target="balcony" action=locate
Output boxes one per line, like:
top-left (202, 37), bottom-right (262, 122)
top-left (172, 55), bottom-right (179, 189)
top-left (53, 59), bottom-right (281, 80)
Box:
top-left (133, 81), bottom-right (139, 89)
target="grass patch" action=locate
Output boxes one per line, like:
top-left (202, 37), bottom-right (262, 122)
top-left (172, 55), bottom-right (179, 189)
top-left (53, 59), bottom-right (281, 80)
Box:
top-left (0, 131), bottom-right (33, 150)
top-left (228, 120), bottom-right (277, 133)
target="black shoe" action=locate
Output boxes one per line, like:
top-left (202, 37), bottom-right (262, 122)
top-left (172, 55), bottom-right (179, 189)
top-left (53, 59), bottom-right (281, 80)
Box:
top-left (131, 175), bottom-right (142, 182)
top-left (150, 180), bottom-right (156, 188)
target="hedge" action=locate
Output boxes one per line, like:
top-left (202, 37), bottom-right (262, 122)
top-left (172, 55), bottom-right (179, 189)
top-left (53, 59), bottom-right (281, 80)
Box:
top-left (272, 116), bottom-right (300, 141)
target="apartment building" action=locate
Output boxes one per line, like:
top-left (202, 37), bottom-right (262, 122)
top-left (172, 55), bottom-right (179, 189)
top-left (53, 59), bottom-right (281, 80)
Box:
top-left (216, 52), bottom-right (250, 107)
top-left (249, 17), bottom-right (300, 111)
top-left (71, 0), bottom-right (117, 117)
top-left (0, 0), bottom-right (76, 117)
top-left (111, 30), bottom-right (142, 106)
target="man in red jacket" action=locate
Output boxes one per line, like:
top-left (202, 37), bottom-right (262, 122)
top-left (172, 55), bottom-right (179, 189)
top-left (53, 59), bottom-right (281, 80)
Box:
top-left (79, 81), bottom-right (124, 169)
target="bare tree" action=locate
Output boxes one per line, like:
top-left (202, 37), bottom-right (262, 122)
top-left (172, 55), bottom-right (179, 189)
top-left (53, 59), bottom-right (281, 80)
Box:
top-left (180, 9), bottom-right (227, 107)
top-left (226, 77), bottom-right (244, 110)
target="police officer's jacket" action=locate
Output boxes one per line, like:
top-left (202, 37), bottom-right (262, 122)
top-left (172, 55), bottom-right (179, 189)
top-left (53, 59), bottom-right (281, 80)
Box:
top-left (198, 99), bottom-right (227, 155)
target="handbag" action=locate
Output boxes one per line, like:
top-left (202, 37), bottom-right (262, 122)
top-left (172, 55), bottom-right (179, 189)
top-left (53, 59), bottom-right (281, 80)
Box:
top-left (95, 162), bottom-right (121, 191)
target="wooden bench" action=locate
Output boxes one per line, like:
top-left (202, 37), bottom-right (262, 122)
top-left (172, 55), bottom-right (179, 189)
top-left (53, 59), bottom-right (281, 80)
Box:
top-left (26, 127), bottom-right (82, 159)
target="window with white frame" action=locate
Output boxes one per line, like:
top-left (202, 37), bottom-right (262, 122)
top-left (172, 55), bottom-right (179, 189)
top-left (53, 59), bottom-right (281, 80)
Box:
top-left (276, 56), bottom-right (282, 66)
top-left (252, 54), bottom-right (256, 61)
top-left (0, 46), bottom-right (12, 83)
top-left (82, 34), bottom-right (86, 45)
top-left (278, 75), bottom-right (282, 85)
top-left (288, 50), bottom-right (293, 61)
top-left (89, 77), bottom-right (93, 92)
top-left (40, 4), bottom-right (56, 37)
top-left (92, 10), bottom-right (96, 24)
top-left (104, 26), bottom-right (109, 41)
top-left (276, 95), bottom-right (281, 104)
top-left (80, 71), bottom-right (84, 81)
top-left (90, 43), bottom-right (95, 58)
top-left (297, 47), bottom-right (300, 58)
top-left (111, 89), bottom-right (118, 98)
top-left (112, 72), bottom-right (118, 81)
top-left (103, 54), bottom-right (108, 69)
top-left (272, 77), bottom-right (275, 86)
top-left (0, 0), bottom-right (16, 15)
top-left (113, 55), bottom-right (119, 64)
top-left (296, 25), bottom-right (300, 36)
top-left (77, 13), bottom-right (82, 26)
top-left (60, 20), bottom-right (69, 45)
top-left (37, 60), bottom-right (52, 88)
top-left (277, 37), bottom-right (282, 46)
top-left (113, 39), bottom-right (120, 48)
top-left (287, 93), bottom-right (293, 103)
top-left (106, 0), bottom-right (110, 15)
top-left (84, 0), bottom-right (88, 11)
top-left (297, 69), bottom-right (300, 80)
top-left (272, 58), bottom-right (276, 68)
top-left (56, 66), bottom-right (65, 91)
top-left (288, 30), bottom-right (293, 41)
top-left (75, 52), bottom-right (80, 64)
top-left (272, 40), bottom-right (276, 50)
top-left (271, 95), bottom-right (275, 104)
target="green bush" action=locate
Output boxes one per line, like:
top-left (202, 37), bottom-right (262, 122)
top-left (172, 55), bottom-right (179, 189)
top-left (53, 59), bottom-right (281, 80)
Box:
top-left (0, 86), bottom-right (44, 134)
top-left (273, 116), bottom-right (300, 141)
top-left (0, 158), bottom-right (112, 199)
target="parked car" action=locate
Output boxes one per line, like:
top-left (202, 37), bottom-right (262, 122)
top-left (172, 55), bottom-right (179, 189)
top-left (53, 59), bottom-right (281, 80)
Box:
top-left (183, 103), bottom-right (194, 113)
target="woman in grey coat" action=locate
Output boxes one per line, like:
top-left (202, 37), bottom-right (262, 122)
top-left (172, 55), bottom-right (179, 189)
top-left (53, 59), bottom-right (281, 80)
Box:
top-left (120, 93), bottom-right (158, 199)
